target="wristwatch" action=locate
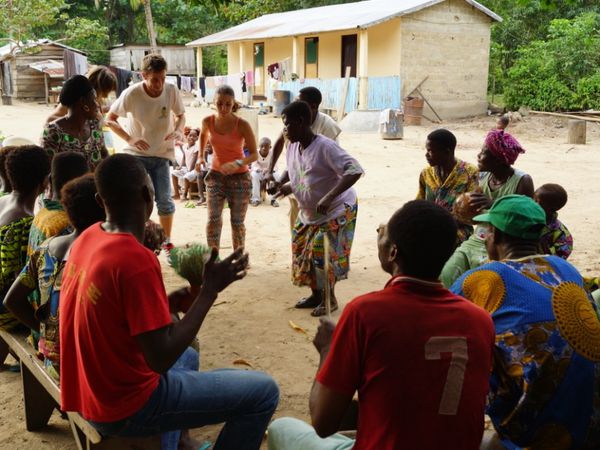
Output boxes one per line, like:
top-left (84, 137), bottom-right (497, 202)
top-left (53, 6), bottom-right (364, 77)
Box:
top-left (234, 159), bottom-right (244, 167)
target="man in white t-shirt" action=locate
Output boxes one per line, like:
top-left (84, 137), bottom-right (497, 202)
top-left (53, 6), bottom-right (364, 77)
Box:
top-left (106, 54), bottom-right (185, 250)
top-left (267, 87), bottom-right (341, 227)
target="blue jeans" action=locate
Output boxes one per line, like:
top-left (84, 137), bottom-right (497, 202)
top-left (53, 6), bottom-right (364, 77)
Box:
top-left (136, 156), bottom-right (176, 216)
top-left (91, 348), bottom-right (279, 450)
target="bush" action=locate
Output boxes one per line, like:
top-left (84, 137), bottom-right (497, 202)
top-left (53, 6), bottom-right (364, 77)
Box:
top-left (502, 12), bottom-right (600, 111)
top-left (576, 73), bottom-right (600, 110)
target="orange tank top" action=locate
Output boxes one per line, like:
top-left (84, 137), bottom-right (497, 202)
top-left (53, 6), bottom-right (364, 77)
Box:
top-left (209, 115), bottom-right (247, 174)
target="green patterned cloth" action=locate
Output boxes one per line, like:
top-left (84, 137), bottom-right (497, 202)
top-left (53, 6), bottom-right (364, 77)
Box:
top-left (41, 119), bottom-right (107, 170)
top-left (0, 216), bottom-right (33, 330)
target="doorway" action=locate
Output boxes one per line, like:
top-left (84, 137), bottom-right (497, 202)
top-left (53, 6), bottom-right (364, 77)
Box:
top-left (341, 34), bottom-right (357, 77)
top-left (253, 42), bottom-right (265, 97)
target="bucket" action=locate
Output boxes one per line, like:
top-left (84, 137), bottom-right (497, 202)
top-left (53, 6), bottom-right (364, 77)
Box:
top-left (379, 109), bottom-right (404, 140)
top-left (403, 97), bottom-right (424, 126)
top-left (273, 90), bottom-right (291, 117)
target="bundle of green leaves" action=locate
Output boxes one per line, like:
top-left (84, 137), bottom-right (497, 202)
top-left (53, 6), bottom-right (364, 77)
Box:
top-left (169, 243), bottom-right (213, 286)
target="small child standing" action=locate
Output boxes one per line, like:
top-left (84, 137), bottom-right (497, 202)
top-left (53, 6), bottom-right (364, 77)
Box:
top-left (195, 141), bottom-right (214, 206)
top-left (171, 129), bottom-right (200, 201)
top-left (251, 137), bottom-right (279, 207)
top-left (496, 114), bottom-right (509, 131)
top-left (534, 183), bottom-right (573, 259)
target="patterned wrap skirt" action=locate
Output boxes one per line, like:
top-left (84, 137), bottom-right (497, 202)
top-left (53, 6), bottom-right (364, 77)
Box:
top-left (291, 202), bottom-right (357, 289)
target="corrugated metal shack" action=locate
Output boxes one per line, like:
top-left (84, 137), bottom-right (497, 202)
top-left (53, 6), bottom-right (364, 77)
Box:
top-left (0, 40), bottom-right (87, 102)
top-left (110, 44), bottom-right (196, 75)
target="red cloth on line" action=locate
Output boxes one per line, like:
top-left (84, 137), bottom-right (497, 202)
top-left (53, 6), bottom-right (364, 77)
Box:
top-left (59, 223), bottom-right (172, 422)
top-left (316, 276), bottom-right (495, 450)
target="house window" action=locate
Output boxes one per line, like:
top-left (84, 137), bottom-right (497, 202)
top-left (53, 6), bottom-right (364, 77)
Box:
top-left (254, 42), bottom-right (265, 96)
top-left (305, 37), bottom-right (318, 78)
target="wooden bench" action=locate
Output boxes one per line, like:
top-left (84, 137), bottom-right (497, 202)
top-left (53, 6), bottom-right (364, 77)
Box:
top-left (0, 329), bottom-right (161, 450)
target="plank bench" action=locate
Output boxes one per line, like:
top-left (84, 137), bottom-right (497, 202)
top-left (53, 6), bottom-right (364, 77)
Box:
top-left (0, 328), bottom-right (160, 450)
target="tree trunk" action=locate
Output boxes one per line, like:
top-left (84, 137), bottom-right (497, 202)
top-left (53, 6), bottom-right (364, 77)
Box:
top-left (143, 0), bottom-right (158, 53)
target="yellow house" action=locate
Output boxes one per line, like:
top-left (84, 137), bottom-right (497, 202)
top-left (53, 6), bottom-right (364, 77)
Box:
top-left (187, 0), bottom-right (501, 119)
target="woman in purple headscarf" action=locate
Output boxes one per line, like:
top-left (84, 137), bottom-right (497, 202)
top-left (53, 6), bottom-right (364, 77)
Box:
top-left (440, 129), bottom-right (534, 287)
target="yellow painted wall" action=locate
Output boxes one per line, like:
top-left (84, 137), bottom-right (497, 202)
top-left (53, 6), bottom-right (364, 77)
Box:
top-left (226, 23), bottom-right (404, 80)
top-left (368, 18), bottom-right (402, 77)
top-left (227, 43), bottom-right (238, 73)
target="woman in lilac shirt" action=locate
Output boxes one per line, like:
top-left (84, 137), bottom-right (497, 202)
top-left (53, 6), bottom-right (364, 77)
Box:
top-left (274, 101), bottom-right (364, 316)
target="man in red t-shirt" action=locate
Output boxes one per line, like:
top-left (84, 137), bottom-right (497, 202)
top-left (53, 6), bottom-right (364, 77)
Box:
top-left (59, 154), bottom-right (279, 450)
top-left (268, 200), bottom-right (495, 450)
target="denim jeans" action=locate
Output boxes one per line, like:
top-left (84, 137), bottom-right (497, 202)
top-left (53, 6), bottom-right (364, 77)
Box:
top-left (91, 347), bottom-right (279, 450)
top-left (136, 156), bottom-right (176, 216)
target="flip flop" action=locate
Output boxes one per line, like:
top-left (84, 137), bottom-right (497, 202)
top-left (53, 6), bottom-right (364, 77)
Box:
top-left (311, 301), bottom-right (339, 317)
top-left (295, 296), bottom-right (321, 309)
top-left (184, 202), bottom-right (196, 209)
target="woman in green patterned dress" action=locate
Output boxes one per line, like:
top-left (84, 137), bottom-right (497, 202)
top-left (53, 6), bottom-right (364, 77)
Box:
top-left (41, 75), bottom-right (108, 171)
top-left (0, 145), bottom-right (50, 367)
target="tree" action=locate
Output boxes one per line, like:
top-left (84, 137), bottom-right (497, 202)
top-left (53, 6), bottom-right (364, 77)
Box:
top-left (64, 17), bottom-right (110, 64)
top-left (0, 0), bottom-right (67, 45)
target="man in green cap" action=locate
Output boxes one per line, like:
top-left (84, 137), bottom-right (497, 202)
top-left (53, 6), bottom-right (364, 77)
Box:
top-left (451, 195), bottom-right (600, 450)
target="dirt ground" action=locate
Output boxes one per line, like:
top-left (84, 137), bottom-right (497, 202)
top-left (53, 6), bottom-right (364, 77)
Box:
top-left (1, 98), bottom-right (599, 449)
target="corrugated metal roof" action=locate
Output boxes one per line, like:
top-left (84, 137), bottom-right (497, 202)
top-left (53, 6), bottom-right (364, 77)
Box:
top-left (187, 0), bottom-right (501, 47)
top-left (0, 39), bottom-right (86, 60)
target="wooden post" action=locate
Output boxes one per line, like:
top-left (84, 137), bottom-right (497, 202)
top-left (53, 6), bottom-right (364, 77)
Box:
top-left (568, 119), bottom-right (586, 144)
top-left (337, 66), bottom-right (351, 122)
top-left (358, 29), bottom-right (369, 110)
top-left (44, 73), bottom-right (49, 106)
top-left (195, 47), bottom-right (203, 95)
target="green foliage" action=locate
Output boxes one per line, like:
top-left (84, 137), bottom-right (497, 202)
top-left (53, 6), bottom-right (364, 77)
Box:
top-left (0, 0), bottom-right (68, 42)
top-left (577, 73), bottom-right (600, 110)
top-left (501, 12), bottom-right (600, 111)
top-left (64, 17), bottom-right (110, 64)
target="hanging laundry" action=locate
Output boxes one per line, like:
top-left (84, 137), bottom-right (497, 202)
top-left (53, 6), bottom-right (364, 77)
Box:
top-left (180, 76), bottom-right (192, 92)
top-left (63, 49), bottom-right (88, 79)
top-left (267, 62), bottom-right (280, 80)
top-left (245, 70), bottom-right (254, 87)
top-left (110, 67), bottom-right (133, 96)
top-left (279, 58), bottom-right (291, 82)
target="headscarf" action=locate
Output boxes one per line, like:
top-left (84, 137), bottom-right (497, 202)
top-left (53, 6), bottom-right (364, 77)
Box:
top-left (484, 130), bottom-right (525, 166)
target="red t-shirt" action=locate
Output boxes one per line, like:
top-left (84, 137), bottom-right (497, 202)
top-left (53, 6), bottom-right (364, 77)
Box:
top-left (59, 224), bottom-right (172, 422)
top-left (316, 276), bottom-right (495, 450)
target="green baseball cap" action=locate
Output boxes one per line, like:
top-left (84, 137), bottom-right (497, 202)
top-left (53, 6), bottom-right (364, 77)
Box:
top-left (472, 195), bottom-right (546, 239)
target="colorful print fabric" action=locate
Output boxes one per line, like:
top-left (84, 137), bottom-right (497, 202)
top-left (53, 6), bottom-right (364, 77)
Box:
top-left (41, 120), bottom-right (106, 170)
top-left (451, 256), bottom-right (600, 449)
top-left (291, 202), bottom-right (357, 289)
top-left (417, 159), bottom-right (479, 243)
top-left (538, 214), bottom-right (573, 260)
top-left (0, 216), bottom-right (33, 330)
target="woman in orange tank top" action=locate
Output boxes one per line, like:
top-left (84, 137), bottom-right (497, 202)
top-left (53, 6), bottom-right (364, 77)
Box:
top-left (199, 85), bottom-right (257, 250)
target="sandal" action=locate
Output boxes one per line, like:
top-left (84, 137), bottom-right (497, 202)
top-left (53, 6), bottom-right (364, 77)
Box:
top-left (311, 300), bottom-right (339, 317)
top-left (295, 296), bottom-right (321, 309)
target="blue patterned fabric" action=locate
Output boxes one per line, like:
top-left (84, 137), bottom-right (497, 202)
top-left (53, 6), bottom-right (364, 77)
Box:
top-left (451, 256), bottom-right (600, 449)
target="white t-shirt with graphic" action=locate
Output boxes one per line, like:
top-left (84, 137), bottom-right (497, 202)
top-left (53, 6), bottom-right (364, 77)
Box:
top-left (110, 82), bottom-right (185, 160)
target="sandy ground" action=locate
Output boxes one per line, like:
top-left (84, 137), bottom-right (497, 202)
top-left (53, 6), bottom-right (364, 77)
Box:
top-left (1, 98), bottom-right (600, 449)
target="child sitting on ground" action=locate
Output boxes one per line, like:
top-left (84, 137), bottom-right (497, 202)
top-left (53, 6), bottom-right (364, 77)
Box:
top-left (534, 183), bottom-right (573, 259)
top-left (171, 128), bottom-right (200, 201)
top-left (496, 114), bottom-right (509, 131)
top-left (195, 141), bottom-right (213, 206)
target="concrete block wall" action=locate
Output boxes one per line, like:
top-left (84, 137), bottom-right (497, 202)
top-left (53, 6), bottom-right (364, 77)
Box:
top-left (400, 0), bottom-right (492, 119)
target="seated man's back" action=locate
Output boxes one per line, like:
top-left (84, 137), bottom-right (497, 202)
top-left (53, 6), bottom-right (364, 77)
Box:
top-left (318, 276), bottom-right (494, 449)
top-left (452, 195), bottom-right (600, 449)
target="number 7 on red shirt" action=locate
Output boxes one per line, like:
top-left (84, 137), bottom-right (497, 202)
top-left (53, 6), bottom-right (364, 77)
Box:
top-left (425, 336), bottom-right (468, 416)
